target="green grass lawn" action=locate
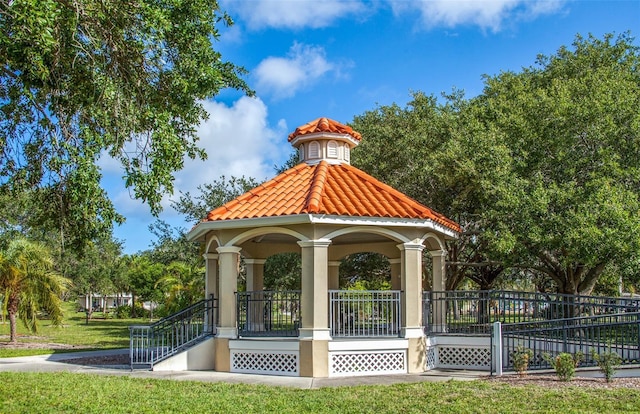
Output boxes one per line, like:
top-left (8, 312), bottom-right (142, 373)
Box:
top-left (0, 372), bottom-right (639, 413)
top-left (0, 301), bottom-right (153, 357)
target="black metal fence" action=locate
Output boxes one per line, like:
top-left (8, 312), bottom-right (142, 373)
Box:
top-left (424, 290), bottom-right (640, 335)
top-left (237, 290), bottom-right (300, 337)
top-left (329, 290), bottom-right (401, 338)
top-left (499, 312), bottom-right (640, 372)
top-left (129, 295), bottom-right (217, 368)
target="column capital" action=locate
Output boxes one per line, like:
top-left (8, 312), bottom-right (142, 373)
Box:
top-left (216, 246), bottom-right (242, 254)
top-left (244, 258), bottom-right (267, 265)
top-left (328, 260), bottom-right (341, 267)
top-left (203, 253), bottom-right (219, 260)
top-left (388, 258), bottom-right (401, 265)
top-left (396, 242), bottom-right (425, 252)
top-left (429, 249), bottom-right (448, 258)
top-left (297, 239), bottom-right (332, 249)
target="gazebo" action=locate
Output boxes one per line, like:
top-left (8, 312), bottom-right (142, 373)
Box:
top-left (182, 117), bottom-right (460, 377)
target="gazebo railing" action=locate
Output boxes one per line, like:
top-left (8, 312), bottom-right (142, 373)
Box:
top-left (237, 290), bottom-right (300, 337)
top-left (329, 290), bottom-right (401, 338)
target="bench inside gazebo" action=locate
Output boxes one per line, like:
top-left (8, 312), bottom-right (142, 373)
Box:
top-left (131, 117), bottom-right (461, 377)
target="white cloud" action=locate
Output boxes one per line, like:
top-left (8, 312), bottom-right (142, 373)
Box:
top-left (100, 96), bottom-right (289, 219)
top-left (390, 0), bottom-right (565, 32)
top-left (222, 0), bottom-right (368, 30)
top-left (254, 42), bottom-right (343, 99)
top-left (173, 96), bottom-right (287, 197)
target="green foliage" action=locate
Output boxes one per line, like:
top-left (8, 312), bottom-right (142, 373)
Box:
top-left (543, 352), bottom-right (584, 381)
top-left (172, 176), bottom-right (260, 225)
top-left (114, 303), bottom-right (148, 320)
top-left (0, 238), bottom-right (71, 342)
top-left (264, 253), bottom-right (301, 291)
top-left (154, 261), bottom-right (204, 315)
top-left (351, 33), bottom-right (640, 294)
top-left (591, 345), bottom-right (623, 383)
top-left (0, 0), bottom-right (252, 247)
top-left (476, 32), bottom-right (640, 295)
top-left (340, 253), bottom-right (392, 290)
top-left (512, 346), bottom-right (534, 376)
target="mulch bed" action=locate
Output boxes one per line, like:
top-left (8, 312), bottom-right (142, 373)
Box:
top-left (486, 373), bottom-right (640, 389)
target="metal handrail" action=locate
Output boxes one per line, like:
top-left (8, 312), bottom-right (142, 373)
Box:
top-left (500, 311), bottom-right (640, 372)
top-left (424, 290), bottom-right (640, 335)
top-left (129, 295), bottom-right (216, 369)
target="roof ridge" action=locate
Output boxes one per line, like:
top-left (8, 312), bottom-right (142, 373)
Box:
top-left (306, 161), bottom-right (329, 213)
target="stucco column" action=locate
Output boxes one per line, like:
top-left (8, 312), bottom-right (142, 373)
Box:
top-left (389, 258), bottom-right (401, 291)
top-left (298, 239), bottom-right (331, 339)
top-left (398, 242), bottom-right (426, 373)
top-left (398, 242), bottom-right (426, 374)
top-left (203, 253), bottom-right (219, 299)
top-left (430, 249), bottom-right (448, 333)
top-left (244, 259), bottom-right (266, 331)
top-left (398, 242), bottom-right (425, 338)
top-left (203, 253), bottom-right (218, 333)
top-left (216, 246), bottom-right (242, 339)
top-left (328, 261), bottom-right (340, 290)
top-left (298, 239), bottom-right (331, 378)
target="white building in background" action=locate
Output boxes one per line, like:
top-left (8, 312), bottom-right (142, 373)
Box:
top-left (77, 293), bottom-right (133, 312)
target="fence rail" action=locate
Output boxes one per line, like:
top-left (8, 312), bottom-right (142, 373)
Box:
top-left (329, 290), bottom-right (401, 338)
top-left (129, 295), bottom-right (216, 368)
top-left (237, 290), bottom-right (300, 337)
top-left (424, 290), bottom-right (640, 335)
top-left (499, 312), bottom-right (640, 372)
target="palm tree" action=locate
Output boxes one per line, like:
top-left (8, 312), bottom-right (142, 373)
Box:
top-left (155, 261), bottom-right (204, 315)
top-left (0, 238), bottom-right (70, 343)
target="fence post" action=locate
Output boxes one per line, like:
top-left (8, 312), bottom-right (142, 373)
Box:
top-left (492, 321), bottom-right (503, 376)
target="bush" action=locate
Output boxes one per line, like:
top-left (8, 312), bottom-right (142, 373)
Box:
top-left (512, 346), bottom-right (534, 376)
top-left (591, 346), bottom-right (622, 383)
top-left (543, 352), bottom-right (584, 381)
top-left (114, 303), bottom-right (148, 319)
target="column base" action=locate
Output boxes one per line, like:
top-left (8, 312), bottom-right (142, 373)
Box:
top-left (298, 328), bottom-right (331, 341)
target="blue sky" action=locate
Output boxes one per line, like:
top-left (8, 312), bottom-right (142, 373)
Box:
top-left (101, 0), bottom-right (640, 254)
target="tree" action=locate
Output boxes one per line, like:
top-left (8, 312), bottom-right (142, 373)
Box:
top-left (0, 0), bottom-right (252, 249)
top-left (172, 176), bottom-right (260, 225)
top-left (123, 254), bottom-right (164, 318)
top-left (476, 33), bottom-right (640, 296)
top-left (351, 91), bottom-right (511, 290)
top-left (64, 237), bottom-right (122, 321)
top-left (0, 238), bottom-right (70, 343)
top-left (155, 261), bottom-right (204, 315)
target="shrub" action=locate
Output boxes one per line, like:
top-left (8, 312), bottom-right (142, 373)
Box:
top-left (591, 346), bottom-right (622, 383)
top-left (114, 303), bottom-right (148, 319)
top-left (543, 352), bottom-right (584, 381)
top-left (512, 346), bottom-right (534, 376)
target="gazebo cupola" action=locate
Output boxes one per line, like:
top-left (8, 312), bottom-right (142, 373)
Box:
top-left (288, 117), bottom-right (362, 165)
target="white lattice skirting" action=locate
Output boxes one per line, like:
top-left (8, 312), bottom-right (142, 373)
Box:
top-left (231, 351), bottom-right (299, 376)
top-left (329, 350), bottom-right (407, 377)
top-left (435, 346), bottom-right (491, 370)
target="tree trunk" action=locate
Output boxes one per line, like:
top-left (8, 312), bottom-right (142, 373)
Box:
top-left (7, 294), bottom-right (19, 343)
top-left (8, 311), bottom-right (18, 344)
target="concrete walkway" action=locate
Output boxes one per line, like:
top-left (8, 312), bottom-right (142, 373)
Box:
top-left (0, 349), bottom-right (489, 389)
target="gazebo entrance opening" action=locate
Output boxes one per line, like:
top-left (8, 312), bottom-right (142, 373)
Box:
top-left (237, 289), bottom-right (403, 339)
top-left (236, 251), bottom-right (403, 339)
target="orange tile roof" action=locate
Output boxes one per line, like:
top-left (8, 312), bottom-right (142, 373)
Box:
top-left (205, 161), bottom-right (460, 232)
top-left (288, 117), bottom-right (362, 142)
